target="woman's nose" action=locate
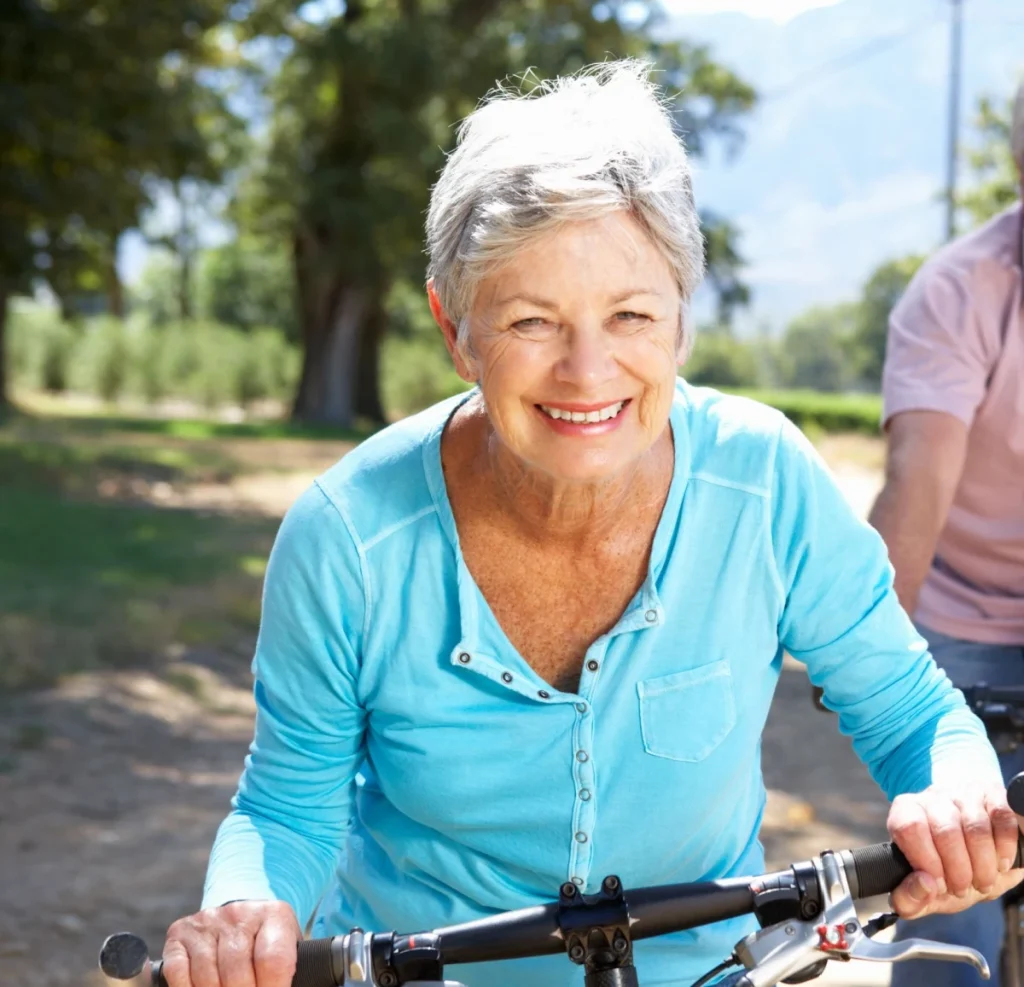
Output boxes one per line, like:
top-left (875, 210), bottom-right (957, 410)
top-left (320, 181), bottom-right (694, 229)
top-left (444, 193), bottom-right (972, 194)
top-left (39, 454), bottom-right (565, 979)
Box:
top-left (555, 325), bottom-right (617, 388)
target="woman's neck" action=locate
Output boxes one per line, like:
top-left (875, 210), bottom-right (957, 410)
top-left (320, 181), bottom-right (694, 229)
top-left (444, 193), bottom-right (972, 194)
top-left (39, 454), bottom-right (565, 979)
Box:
top-left (483, 423), bottom-right (674, 543)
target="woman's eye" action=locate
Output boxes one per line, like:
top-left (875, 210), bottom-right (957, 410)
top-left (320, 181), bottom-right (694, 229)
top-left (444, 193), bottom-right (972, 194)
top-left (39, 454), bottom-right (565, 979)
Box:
top-left (614, 311), bottom-right (648, 322)
top-left (511, 317), bottom-right (552, 330)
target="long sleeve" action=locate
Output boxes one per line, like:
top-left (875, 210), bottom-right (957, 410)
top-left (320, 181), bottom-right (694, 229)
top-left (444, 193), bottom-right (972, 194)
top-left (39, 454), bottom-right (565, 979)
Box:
top-left (203, 481), bottom-right (369, 927)
top-left (769, 418), bottom-right (1000, 798)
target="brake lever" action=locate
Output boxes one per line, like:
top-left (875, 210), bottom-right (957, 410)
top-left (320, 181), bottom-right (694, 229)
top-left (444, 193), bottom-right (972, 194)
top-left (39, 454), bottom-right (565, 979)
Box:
top-left (732, 851), bottom-right (990, 987)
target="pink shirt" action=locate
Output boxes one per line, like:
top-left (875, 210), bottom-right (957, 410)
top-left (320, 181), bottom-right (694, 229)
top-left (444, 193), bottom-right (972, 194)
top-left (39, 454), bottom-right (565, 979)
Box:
top-left (883, 202), bottom-right (1024, 644)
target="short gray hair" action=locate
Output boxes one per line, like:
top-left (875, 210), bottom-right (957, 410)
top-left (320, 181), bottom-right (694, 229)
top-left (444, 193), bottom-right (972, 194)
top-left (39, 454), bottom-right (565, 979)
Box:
top-left (426, 60), bottom-right (705, 354)
top-left (1013, 80), bottom-right (1024, 170)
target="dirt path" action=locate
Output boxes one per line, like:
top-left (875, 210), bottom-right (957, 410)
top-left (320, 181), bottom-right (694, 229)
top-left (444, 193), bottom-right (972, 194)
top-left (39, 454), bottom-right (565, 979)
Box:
top-left (0, 453), bottom-right (890, 987)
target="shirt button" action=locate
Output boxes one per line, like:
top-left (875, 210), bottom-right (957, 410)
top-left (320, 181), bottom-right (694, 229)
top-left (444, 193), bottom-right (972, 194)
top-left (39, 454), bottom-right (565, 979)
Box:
top-left (575, 832), bottom-right (588, 843)
top-left (501, 672), bottom-right (513, 684)
top-left (586, 659), bottom-right (599, 672)
top-left (575, 702), bottom-right (587, 713)
top-left (579, 788), bottom-right (592, 801)
top-left (572, 876), bottom-right (584, 887)
top-left (457, 652), bottom-right (471, 664)
top-left (538, 690), bottom-right (550, 699)
top-left (576, 750), bottom-right (589, 762)
top-left (645, 609), bottom-right (658, 623)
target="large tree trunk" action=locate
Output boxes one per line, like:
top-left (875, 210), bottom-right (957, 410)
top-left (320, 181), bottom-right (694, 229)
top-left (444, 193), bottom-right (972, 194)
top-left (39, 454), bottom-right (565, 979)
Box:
top-left (107, 256), bottom-right (125, 318)
top-left (291, 224), bottom-right (389, 427)
top-left (0, 282), bottom-right (9, 418)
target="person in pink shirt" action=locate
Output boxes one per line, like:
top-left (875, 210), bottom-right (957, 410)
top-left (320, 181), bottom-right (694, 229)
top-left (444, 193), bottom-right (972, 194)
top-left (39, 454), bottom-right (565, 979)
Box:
top-left (871, 80), bottom-right (1024, 987)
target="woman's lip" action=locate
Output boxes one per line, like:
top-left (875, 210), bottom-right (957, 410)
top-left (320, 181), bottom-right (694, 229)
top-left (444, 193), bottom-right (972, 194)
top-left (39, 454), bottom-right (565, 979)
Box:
top-left (533, 399), bottom-right (632, 412)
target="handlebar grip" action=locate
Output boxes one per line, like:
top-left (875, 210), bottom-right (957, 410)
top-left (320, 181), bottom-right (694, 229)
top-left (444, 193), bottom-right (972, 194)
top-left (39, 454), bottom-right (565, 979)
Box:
top-left (847, 842), bottom-right (913, 899)
top-left (1007, 772), bottom-right (1024, 816)
top-left (152, 938), bottom-right (342, 987)
top-left (848, 770), bottom-right (1024, 900)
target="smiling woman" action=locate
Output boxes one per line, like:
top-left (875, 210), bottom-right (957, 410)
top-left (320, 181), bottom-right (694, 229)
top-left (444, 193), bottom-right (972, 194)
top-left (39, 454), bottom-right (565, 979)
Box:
top-left (164, 59), bottom-right (1021, 987)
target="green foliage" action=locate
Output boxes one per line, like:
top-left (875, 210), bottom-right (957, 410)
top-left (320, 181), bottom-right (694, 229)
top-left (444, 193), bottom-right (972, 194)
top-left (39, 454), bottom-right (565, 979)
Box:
top-left (6, 302), bottom-right (80, 394)
top-left (381, 337), bottom-right (471, 417)
top-left (729, 389), bottom-right (882, 436)
top-left (775, 303), bottom-right (860, 393)
top-left (958, 93), bottom-right (1022, 228)
top-left (7, 308), bottom-right (300, 411)
top-left (683, 330), bottom-right (761, 388)
top-left (76, 317), bottom-right (132, 403)
top-left (197, 238), bottom-right (299, 338)
top-left (852, 255), bottom-right (923, 385)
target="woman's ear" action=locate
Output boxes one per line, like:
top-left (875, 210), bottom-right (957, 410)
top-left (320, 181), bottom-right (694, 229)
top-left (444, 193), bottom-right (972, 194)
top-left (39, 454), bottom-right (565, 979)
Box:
top-left (427, 279), bottom-right (477, 383)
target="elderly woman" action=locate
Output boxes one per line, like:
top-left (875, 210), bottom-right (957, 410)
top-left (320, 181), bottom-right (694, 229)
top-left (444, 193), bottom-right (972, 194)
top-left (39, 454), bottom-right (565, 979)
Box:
top-left (164, 62), bottom-right (1022, 987)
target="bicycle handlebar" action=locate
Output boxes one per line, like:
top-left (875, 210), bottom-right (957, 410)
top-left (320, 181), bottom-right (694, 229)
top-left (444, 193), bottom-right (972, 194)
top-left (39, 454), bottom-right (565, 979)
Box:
top-left (101, 778), bottom-right (1024, 987)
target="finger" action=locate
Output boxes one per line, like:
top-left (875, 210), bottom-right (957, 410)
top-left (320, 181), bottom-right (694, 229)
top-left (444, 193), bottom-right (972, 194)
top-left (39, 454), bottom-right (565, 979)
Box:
top-left (888, 794), bottom-right (947, 889)
top-left (189, 929), bottom-right (224, 987)
top-left (956, 792), bottom-right (998, 894)
top-left (889, 870), bottom-right (941, 920)
top-left (163, 939), bottom-right (193, 987)
top-left (253, 918), bottom-right (298, 987)
top-left (217, 927), bottom-right (257, 987)
top-left (987, 789), bottom-right (1022, 875)
top-left (923, 793), bottom-right (974, 896)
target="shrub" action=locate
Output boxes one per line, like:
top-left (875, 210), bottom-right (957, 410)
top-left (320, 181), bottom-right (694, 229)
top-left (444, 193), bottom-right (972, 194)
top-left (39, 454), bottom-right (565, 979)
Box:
top-left (381, 335), bottom-right (470, 417)
top-left (7, 302), bottom-right (79, 393)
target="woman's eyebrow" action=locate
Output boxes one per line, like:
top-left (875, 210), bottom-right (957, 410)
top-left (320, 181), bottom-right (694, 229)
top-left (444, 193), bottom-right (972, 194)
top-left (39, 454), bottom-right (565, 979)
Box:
top-left (493, 293), bottom-right (558, 310)
top-left (608, 288), bottom-right (663, 304)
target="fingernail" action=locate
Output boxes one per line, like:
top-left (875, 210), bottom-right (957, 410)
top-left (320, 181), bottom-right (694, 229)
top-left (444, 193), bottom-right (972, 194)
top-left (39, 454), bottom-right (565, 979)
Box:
top-left (936, 877), bottom-right (948, 895)
top-left (911, 874), bottom-right (935, 901)
top-left (1000, 858), bottom-right (1013, 873)
top-left (979, 884), bottom-right (995, 895)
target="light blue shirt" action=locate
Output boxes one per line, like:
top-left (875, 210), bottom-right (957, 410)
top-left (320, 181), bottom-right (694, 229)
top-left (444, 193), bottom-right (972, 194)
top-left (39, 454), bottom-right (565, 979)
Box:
top-left (204, 381), bottom-right (996, 987)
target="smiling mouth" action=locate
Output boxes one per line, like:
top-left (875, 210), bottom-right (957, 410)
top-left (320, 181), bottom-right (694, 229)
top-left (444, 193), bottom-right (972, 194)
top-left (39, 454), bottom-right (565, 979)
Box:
top-left (536, 400), bottom-right (629, 423)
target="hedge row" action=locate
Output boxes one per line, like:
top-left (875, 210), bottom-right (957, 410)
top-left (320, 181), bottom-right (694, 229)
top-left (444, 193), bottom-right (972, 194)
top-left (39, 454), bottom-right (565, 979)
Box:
top-left (728, 388), bottom-right (882, 436)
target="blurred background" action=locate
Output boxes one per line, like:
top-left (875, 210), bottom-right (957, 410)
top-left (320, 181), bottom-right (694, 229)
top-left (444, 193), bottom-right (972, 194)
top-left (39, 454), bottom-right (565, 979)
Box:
top-left (0, 0), bottom-right (1021, 984)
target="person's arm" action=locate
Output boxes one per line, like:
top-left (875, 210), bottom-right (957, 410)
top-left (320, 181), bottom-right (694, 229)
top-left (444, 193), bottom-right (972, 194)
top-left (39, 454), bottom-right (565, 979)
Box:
top-left (770, 418), bottom-right (1018, 919)
top-left (873, 257), bottom-right (998, 614)
top-left (867, 410), bottom-right (968, 615)
top-left (202, 480), bottom-right (369, 922)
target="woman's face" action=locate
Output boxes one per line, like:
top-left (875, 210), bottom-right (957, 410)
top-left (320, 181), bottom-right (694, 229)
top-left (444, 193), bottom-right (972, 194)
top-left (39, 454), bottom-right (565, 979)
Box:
top-left (443, 212), bottom-right (684, 484)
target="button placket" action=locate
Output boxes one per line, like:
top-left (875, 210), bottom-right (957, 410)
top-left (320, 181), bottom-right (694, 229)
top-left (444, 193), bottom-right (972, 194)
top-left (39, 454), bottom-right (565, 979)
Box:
top-left (568, 677), bottom-right (597, 887)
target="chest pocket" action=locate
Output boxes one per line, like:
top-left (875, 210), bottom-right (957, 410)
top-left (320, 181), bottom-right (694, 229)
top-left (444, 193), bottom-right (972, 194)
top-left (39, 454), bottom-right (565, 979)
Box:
top-left (637, 659), bottom-right (736, 762)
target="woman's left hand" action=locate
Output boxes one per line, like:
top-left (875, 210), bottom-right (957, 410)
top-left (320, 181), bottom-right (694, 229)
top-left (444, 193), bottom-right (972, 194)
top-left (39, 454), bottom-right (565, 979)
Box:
top-left (887, 783), bottom-right (1024, 918)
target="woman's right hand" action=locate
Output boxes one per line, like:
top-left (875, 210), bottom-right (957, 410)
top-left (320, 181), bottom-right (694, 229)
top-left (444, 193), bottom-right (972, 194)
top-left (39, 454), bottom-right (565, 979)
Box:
top-left (162, 900), bottom-right (302, 987)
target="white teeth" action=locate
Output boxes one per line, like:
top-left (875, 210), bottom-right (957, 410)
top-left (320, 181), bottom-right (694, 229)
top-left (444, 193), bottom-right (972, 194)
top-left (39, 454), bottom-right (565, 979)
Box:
top-left (539, 401), bottom-right (626, 423)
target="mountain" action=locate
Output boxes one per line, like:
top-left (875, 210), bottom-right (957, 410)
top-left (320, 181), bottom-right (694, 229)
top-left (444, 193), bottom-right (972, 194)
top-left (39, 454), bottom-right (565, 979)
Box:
top-left (663, 0), bottom-right (1024, 331)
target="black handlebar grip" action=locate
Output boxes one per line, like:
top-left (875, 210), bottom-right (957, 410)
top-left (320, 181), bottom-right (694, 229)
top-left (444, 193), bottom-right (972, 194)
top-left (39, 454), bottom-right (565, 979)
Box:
top-left (847, 842), bottom-right (913, 899)
top-left (1007, 772), bottom-right (1024, 817)
top-left (291, 938), bottom-right (343, 987)
top-left (150, 938), bottom-right (342, 987)
top-left (848, 771), bottom-right (1024, 900)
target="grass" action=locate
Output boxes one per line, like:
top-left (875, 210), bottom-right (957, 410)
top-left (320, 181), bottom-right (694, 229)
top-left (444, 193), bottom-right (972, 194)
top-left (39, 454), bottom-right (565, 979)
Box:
top-left (0, 407), bottom-right (286, 691)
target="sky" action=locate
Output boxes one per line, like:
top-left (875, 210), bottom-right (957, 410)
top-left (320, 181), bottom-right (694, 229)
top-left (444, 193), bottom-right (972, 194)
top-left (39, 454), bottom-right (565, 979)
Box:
top-left (662, 0), bottom-right (844, 24)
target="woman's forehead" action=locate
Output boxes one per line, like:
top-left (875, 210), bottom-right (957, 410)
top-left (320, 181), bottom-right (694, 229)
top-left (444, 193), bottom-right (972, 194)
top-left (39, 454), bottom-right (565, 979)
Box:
top-left (476, 216), bottom-right (676, 304)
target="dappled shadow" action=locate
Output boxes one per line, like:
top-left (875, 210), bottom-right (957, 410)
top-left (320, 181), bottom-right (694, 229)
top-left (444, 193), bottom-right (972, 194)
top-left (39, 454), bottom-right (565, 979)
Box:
top-left (8, 401), bottom-right (376, 443)
top-left (761, 660), bottom-right (891, 868)
top-left (0, 657), bottom-right (258, 986)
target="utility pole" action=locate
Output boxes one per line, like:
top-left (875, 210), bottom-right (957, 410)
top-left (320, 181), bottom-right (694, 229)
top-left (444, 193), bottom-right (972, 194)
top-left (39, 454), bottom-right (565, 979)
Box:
top-left (944, 0), bottom-right (964, 241)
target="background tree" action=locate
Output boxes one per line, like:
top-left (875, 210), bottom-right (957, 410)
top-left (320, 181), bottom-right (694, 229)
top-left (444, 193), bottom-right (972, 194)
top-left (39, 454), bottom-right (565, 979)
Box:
top-left (0, 0), bottom-right (238, 413)
top-left (958, 93), bottom-right (1022, 228)
top-left (234, 0), bottom-right (755, 425)
top-left (849, 254), bottom-right (923, 388)
top-left (776, 303), bottom-right (860, 392)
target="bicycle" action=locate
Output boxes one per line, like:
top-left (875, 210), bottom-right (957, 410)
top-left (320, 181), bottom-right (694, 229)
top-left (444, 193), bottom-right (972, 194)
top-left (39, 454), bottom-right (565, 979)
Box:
top-left (99, 773), bottom-right (1024, 987)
